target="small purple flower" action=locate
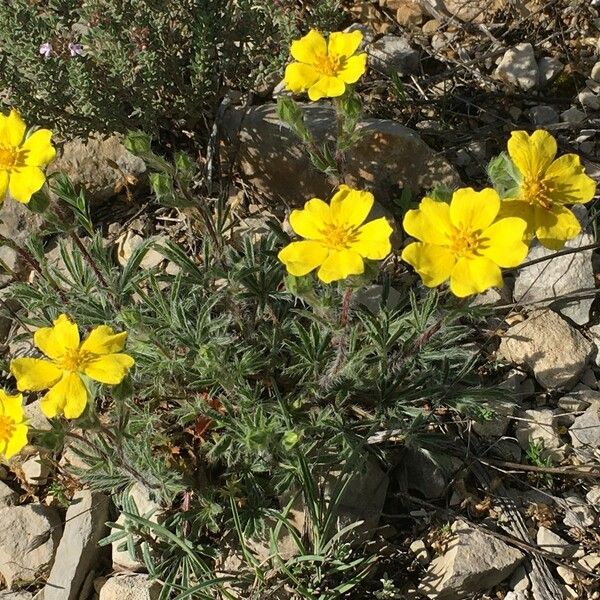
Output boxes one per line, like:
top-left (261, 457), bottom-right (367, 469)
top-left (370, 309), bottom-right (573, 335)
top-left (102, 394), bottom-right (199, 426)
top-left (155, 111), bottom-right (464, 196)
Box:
top-left (68, 42), bottom-right (84, 57)
top-left (39, 42), bottom-right (53, 59)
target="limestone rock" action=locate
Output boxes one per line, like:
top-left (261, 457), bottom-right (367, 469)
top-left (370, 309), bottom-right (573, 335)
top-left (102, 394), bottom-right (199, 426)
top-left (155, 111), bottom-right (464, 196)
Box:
top-left (24, 400), bottom-right (52, 432)
top-left (367, 35), bottom-right (420, 75)
top-left (515, 409), bottom-right (564, 461)
top-left (21, 454), bottom-right (51, 486)
top-left (513, 234), bottom-right (595, 325)
top-left (0, 481), bottom-right (18, 508)
top-left (498, 310), bottom-right (593, 390)
top-left (221, 104), bottom-right (460, 206)
top-left (495, 43), bottom-right (538, 90)
top-left (563, 496), bottom-right (596, 529)
top-left (43, 491), bottom-right (109, 600)
top-left (0, 505), bottom-right (62, 588)
top-left (98, 574), bottom-right (161, 600)
top-left (47, 134), bottom-right (147, 207)
top-left (536, 526), bottom-right (576, 557)
top-left (557, 385), bottom-right (598, 426)
top-left (419, 521), bottom-right (523, 598)
top-left (561, 107), bottom-right (586, 125)
top-left (528, 105), bottom-right (559, 126)
top-left (472, 398), bottom-right (515, 438)
top-left (0, 592), bottom-right (34, 599)
top-left (537, 56), bottom-right (564, 86)
top-left (569, 401), bottom-right (600, 461)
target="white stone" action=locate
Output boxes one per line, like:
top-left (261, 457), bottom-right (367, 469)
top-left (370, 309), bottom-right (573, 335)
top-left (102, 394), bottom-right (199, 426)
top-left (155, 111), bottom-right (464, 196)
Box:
top-left (515, 409), bottom-right (564, 461)
top-left (21, 454), bottom-right (50, 486)
top-left (367, 35), bottom-right (420, 75)
top-left (563, 496), bottom-right (596, 529)
top-left (586, 485), bottom-right (600, 504)
top-left (472, 398), bottom-right (515, 438)
top-left (536, 526), bottom-right (576, 557)
top-left (579, 89), bottom-right (600, 110)
top-left (409, 539), bottom-right (430, 564)
top-left (591, 61), bottom-right (600, 83)
top-left (569, 401), bottom-right (600, 461)
top-left (98, 574), bottom-right (161, 600)
top-left (495, 43), bottom-right (538, 90)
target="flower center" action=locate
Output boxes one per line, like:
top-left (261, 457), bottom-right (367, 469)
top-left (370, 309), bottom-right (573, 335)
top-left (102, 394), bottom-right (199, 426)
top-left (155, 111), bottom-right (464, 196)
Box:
top-left (0, 146), bottom-right (18, 170)
top-left (58, 348), bottom-right (93, 372)
top-left (521, 177), bottom-right (554, 210)
top-left (0, 415), bottom-right (16, 444)
top-left (321, 223), bottom-right (359, 250)
top-left (451, 228), bottom-right (482, 259)
top-left (315, 53), bottom-right (345, 76)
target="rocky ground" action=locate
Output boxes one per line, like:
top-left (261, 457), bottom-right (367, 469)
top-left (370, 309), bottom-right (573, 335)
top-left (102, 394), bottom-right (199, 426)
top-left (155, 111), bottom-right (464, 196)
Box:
top-left (1, 0), bottom-right (600, 599)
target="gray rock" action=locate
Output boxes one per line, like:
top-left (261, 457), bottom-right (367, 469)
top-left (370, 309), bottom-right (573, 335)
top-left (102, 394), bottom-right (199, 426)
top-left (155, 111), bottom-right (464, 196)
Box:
top-left (43, 491), bottom-right (109, 600)
top-left (495, 43), bottom-right (538, 90)
top-left (98, 574), bottom-right (161, 600)
top-left (513, 234), bottom-right (595, 325)
top-left (367, 35), bottom-right (420, 75)
top-left (21, 454), bottom-right (50, 486)
top-left (352, 284), bottom-right (401, 313)
top-left (0, 592), bottom-right (34, 599)
top-left (538, 56), bottom-right (564, 86)
top-left (0, 481), bottom-right (18, 508)
top-left (47, 134), bottom-right (146, 207)
top-left (536, 526), bottom-right (576, 557)
top-left (398, 447), bottom-right (452, 499)
top-left (557, 384), bottom-right (597, 425)
top-left (569, 401), bottom-right (600, 461)
top-left (509, 565), bottom-right (530, 592)
top-left (591, 61), bottom-right (600, 83)
top-left (0, 505), bottom-right (62, 588)
top-left (578, 90), bottom-right (600, 110)
top-left (221, 104), bottom-right (460, 207)
top-left (472, 398), bottom-right (516, 438)
top-left (561, 107), bottom-right (586, 125)
top-left (410, 539), bottom-right (430, 564)
top-left (23, 400), bottom-right (52, 432)
top-left (515, 409), bottom-right (564, 461)
top-left (528, 105), bottom-right (559, 126)
top-left (419, 521), bottom-right (523, 598)
top-left (563, 496), bottom-right (596, 529)
top-left (498, 309), bottom-right (593, 390)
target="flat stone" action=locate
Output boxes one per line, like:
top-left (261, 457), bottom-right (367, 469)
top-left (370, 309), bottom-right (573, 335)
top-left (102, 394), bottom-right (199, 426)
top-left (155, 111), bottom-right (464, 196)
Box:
top-left (515, 409), bottom-right (564, 461)
top-left (21, 454), bottom-right (50, 486)
top-left (563, 496), bottom-right (596, 529)
top-left (367, 35), bottom-right (420, 75)
top-left (472, 398), bottom-right (516, 438)
top-left (569, 401), bottom-right (600, 461)
top-left (419, 521), bottom-right (523, 598)
top-left (513, 234), bottom-right (595, 325)
top-left (579, 90), bottom-right (600, 110)
top-left (528, 105), bottom-right (559, 126)
top-left (43, 491), bottom-right (109, 600)
top-left (0, 505), bottom-right (62, 588)
top-left (441, 0), bottom-right (507, 22)
top-left (498, 309), bottom-right (593, 390)
top-left (24, 400), bottom-right (52, 432)
top-left (221, 104), bottom-right (460, 207)
top-left (410, 539), bottom-right (430, 564)
top-left (495, 43), bottom-right (538, 90)
top-left (561, 107), bottom-right (586, 125)
top-left (536, 526), bottom-right (576, 557)
top-left (557, 385), bottom-right (597, 425)
top-left (0, 592), bottom-right (34, 599)
top-left (98, 574), bottom-right (161, 600)
top-left (0, 481), bottom-right (18, 508)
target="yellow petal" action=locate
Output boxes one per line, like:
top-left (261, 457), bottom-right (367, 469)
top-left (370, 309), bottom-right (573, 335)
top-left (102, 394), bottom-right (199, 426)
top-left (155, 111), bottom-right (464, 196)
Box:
top-left (496, 199), bottom-right (536, 240)
top-left (328, 30), bottom-right (363, 58)
top-left (317, 249), bottom-right (364, 283)
top-left (290, 29), bottom-right (327, 64)
top-left (3, 424), bottom-right (28, 460)
top-left (450, 187), bottom-right (500, 232)
top-left (278, 240), bottom-right (329, 277)
top-left (353, 218), bottom-right (393, 259)
top-left (10, 358), bottom-right (62, 392)
top-left (338, 53), bottom-right (367, 84)
top-left (8, 167), bottom-right (46, 203)
top-left (308, 76), bottom-right (346, 101)
top-left (0, 171), bottom-right (8, 199)
top-left (81, 326), bottom-right (128, 355)
top-left (450, 257), bottom-right (502, 297)
top-left (544, 155), bottom-right (596, 205)
top-left (22, 129), bottom-right (56, 167)
top-left (480, 217), bottom-right (529, 268)
top-left (41, 372), bottom-right (88, 419)
top-left (330, 185), bottom-right (374, 228)
top-left (288, 198), bottom-right (330, 239)
top-left (507, 130), bottom-right (557, 179)
top-left (34, 314), bottom-right (80, 359)
top-left (284, 62), bottom-right (320, 93)
top-left (0, 109), bottom-right (26, 148)
top-left (534, 205), bottom-right (581, 250)
top-left (402, 197), bottom-right (453, 245)
top-left (83, 353), bottom-right (135, 385)
top-left (401, 242), bottom-right (456, 287)
top-left (0, 390), bottom-right (25, 423)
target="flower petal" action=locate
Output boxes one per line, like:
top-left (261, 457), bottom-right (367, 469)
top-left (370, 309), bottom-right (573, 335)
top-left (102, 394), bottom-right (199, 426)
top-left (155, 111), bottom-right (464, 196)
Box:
top-left (41, 372), bottom-right (88, 419)
top-left (22, 129), bottom-right (56, 167)
top-left (450, 257), bottom-right (502, 297)
top-left (0, 109), bottom-right (26, 148)
top-left (496, 199), bottom-right (536, 240)
top-left (284, 62), bottom-right (321, 93)
top-left (402, 197), bottom-right (453, 245)
top-left (308, 76), bottom-right (346, 101)
top-left (81, 326), bottom-right (128, 355)
top-left (8, 166), bottom-right (46, 203)
top-left (534, 204), bottom-right (581, 250)
top-left (34, 314), bottom-right (80, 359)
top-left (401, 242), bottom-right (456, 288)
top-left (337, 53), bottom-right (367, 84)
top-left (317, 249), bottom-right (364, 283)
top-left (330, 185), bottom-right (374, 228)
top-left (3, 424), bottom-right (28, 460)
top-left (480, 217), bottom-right (529, 268)
top-left (83, 353), bottom-right (135, 385)
top-left (545, 155), bottom-right (596, 205)
top-left (328, 30), bottom-right (363, 58)
top-left (10, 358), bottom-right (62, 392)
top-left (290, 29), bottom-right (327, 64)
top-left (353, 218), bottom-right (393, 259)
top-left (0, 390), bottom-right (25, 423)
top-left (0, 171), bottom-right (8, 200)
top-left (278, 240), bottom-right (329, 277)
top-left (507, 130), bottom-right (557, 179)
top-left (288, 198), bottom-right (331, 239)
top-left (450, 187), bottom-right (500, 232)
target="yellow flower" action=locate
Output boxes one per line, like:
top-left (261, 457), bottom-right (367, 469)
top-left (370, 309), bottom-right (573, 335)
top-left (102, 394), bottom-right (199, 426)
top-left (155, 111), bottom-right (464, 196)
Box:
top-left (284, 29), bottom-right (367, 101)
top-left (278, 185), bottom-right (393, 283)
top-left (0, 108), bottom-right (56, 204)
top-left (0, 390), bottom-right (28, 460)
top-left (500, 130), bottom-right (596, 250)
top-left (401, 188), bottom-right (528, 297)
top-left (10, 314), bottom-right (135, 420)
